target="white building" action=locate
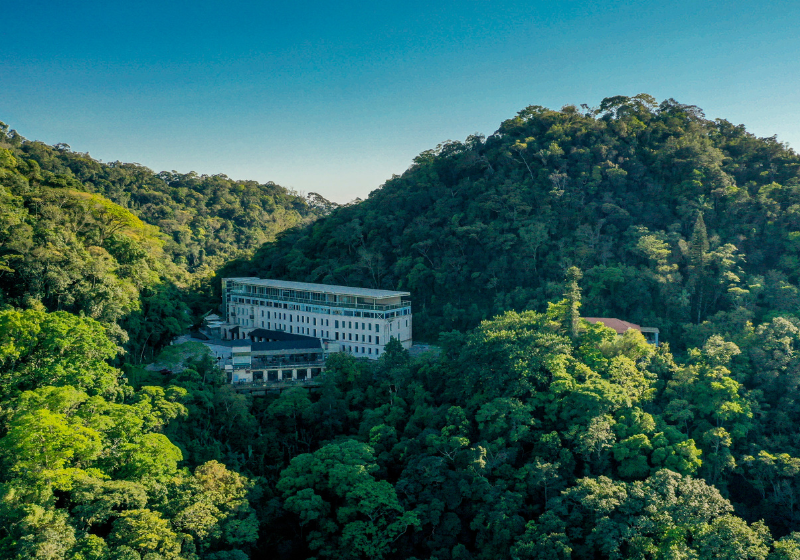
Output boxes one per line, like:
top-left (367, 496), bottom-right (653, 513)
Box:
top-left (222, 278), bottom-right (412, 359)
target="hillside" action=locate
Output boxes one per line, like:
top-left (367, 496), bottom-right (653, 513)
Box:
top-left (4, 99), bottom-right (800, 558)
top-left (0, 122), bottom-right (331, 361)
top-left (1, 122), bottom-right (333, 274)
top-left (224, 95), bottom-right (800, 347)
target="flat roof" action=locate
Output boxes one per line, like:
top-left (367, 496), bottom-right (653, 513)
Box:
top-left (252, 339), bottom-right (322, 352)
top-left (248, 328), bottom-right (317, 342)
top-left (212, 339), bottom-right (322, 351)
top-left (225, 277), bottom-right (410, 299)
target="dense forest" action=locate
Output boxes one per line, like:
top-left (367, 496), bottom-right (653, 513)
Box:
top-left (0, 122), bottom-right (330, 361)
top-left (224, 94), bottom-right (800, 348)
top-left (5, 96), bottom-right (800, 559)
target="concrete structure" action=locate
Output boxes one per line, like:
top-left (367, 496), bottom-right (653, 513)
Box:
top-left (190, 325), bottom-right (335, 385)
top-left (222, 277), bottom-right (412, 359)
top-left (582, 317), bottom-right (659, 346)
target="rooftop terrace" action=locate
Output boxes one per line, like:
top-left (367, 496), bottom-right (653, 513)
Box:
top-left (226, 277), bottom-right (410, 300)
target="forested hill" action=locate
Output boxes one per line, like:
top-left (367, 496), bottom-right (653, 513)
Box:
top-left (0, 122), bottom-right (333, 273)
top-left (225, 94), bottom-right (800, 346)
top-left (0, 122), bottom-right (332, 361)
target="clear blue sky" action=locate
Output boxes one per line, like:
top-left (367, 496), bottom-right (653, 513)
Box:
top-left (2, 0), bottom-right (799, 202)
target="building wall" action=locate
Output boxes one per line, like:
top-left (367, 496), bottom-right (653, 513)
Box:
top-left (222, 278), bottom-right (412, 359)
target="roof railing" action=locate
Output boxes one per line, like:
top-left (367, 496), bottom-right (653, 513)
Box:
top-left (227, 289), bottom-right (411, 312)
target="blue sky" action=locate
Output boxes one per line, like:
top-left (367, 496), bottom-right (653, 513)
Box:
top-left (2, 0), bottom-right (799, 202)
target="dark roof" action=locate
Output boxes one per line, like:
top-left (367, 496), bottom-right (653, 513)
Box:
top-left (582, 317), bottom-right (641, 335)
top-left (252, 339), bottom-right (323, 352)
top-left (248, 328), bottom-right (317, 342)
top-left (211, 338), bottom-right (321, 351)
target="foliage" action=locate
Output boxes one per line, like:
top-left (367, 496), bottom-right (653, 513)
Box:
top-left (5, 97), bottom-right (800, 559)
top-left (0, 310), bottom-right (258, 559)
top-left (224, 96), bottom-right (800, 348)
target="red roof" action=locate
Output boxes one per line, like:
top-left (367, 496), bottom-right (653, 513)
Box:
top-left (582, 317), bottom-right (641, 335)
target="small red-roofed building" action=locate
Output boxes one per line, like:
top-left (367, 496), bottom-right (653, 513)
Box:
top-left (582, 317), bottom-right (660, 346)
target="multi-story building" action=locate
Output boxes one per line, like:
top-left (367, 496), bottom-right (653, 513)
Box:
top-left (222, 278), bottom-right (412, 359)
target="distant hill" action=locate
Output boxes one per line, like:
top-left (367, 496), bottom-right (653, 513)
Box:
top-left (224, 95), bottom-right (800, 346)
top-left (0, 122), bottom-right (333, 360)
top-left (0, 123), bottom-right (334, 274)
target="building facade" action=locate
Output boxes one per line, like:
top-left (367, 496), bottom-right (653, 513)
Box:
top-left (222, 277), bottom-right (412, 359)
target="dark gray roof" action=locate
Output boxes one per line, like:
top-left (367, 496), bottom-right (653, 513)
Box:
top-left (248, 328), bottom-right (317, 342)
top-left (252, 339), bottom-right (323, 352)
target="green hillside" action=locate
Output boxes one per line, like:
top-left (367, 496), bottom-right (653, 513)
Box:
top-left (225, 95), bottom-right (800, 347)
top-left (0, 122), bottom-right (331, 361)
top-left (5, 99), bottom-right (800, 559)
top-left (3, 123), bottom-right (331, 274)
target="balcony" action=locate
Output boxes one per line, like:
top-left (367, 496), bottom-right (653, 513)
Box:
top-left (251, 358), bottom-right (326, 368)
top-left (228, 289), bottom-right (411, 312)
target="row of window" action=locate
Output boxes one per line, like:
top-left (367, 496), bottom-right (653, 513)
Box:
top-left (229, 294), bottom-right (411, 319)
top-left (335, 320), bottom-right (380, 331)
top-left (258, 310), bottom-right (331, 326)
top-left (347, 346), bottom-right (380, 356)
top-left (237, 308), bottom-right (411, 332)
top-left (335, 332), bottom-right (379, 344)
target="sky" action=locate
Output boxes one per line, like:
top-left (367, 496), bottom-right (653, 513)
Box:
top-left (2, 0), bottom-right (800, 203)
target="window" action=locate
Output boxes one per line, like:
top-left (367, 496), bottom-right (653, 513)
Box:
top-left (326, 319), bottom-right (329, 326)
top-left (406, 320), bottom-right (408, 327)
top-left (289, 315), bottom-right (293, 322)
top-left (261, 321), bottom-right (264, 327)
top-left (362, 334), bottom-right (365, 342)
top-left (369, 335), bottom-right (372, 343)
top-left (335, 332), bottom-right (339, 340)
top-left (362, 322), bottom-right (365, 330)
top-left (368, 348), bottom-right (372, 354)
top-left (348, 321), bottom-right (352, 328)
top-left (368, 323), bottom-right (372, 331)
top-left (335, 320), bottom-right (339, 328)
top-left (261, 310), bottom-right (264, 317)
top-left (267, 311), bottom-right (271, 319)
top-left (290, 326), bottom-right (293, 333)
top-left (314, 329), bottom-right (317, 337)
top-left (348, 333), bottom-right (352, 341)
top-left (376, 336), bottom-right (380, 345)
top-left (313, 318), bottom-right (316, 326)
top-left (375, 323), bottom-right (379, 331)
top-left (268, 322), bottom-right (271, 329)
